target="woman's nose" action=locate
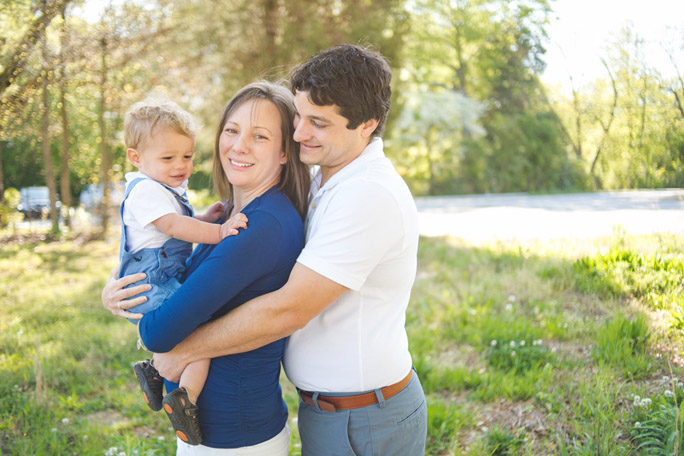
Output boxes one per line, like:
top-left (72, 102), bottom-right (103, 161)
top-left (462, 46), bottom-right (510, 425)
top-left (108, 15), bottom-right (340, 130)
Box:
top-left (232, 134), bottom-right (248, 153)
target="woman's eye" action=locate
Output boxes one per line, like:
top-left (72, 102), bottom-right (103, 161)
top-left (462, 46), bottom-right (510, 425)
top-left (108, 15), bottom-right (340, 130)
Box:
top-left (255, 134), bottom-right (268, 140)
top-left (312, 121), bottom-right (325, 128)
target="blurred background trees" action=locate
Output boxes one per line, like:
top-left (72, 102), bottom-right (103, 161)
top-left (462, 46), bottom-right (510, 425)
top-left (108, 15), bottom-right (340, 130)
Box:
top-left (1, 0), bottom-right (683, 232)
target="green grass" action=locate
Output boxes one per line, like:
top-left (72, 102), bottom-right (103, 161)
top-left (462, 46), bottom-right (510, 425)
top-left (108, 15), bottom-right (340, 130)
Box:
top-left (1, 229), bottom-right (684, 454)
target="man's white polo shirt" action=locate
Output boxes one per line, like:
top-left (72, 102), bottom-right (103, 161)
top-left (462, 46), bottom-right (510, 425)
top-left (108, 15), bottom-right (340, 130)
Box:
top-left (284, 138), bottom-right (419, 393)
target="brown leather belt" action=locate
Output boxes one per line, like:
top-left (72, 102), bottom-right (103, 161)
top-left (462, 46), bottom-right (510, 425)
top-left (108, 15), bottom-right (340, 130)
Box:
top-left (297, 370), bottom-right (413, 413)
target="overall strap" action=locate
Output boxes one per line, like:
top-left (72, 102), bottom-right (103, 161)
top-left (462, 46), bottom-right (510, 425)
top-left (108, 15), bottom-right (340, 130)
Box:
top-left (119, 178), bottom-right (194, 258)
top-left (119, 178), bottom-right (148, 259)
top-left (159, 182), bottom-right (194, 217)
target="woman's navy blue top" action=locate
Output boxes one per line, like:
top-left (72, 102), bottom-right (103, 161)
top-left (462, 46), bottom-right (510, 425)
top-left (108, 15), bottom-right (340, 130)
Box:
top-left (138, 186), bottom-right (304, 448)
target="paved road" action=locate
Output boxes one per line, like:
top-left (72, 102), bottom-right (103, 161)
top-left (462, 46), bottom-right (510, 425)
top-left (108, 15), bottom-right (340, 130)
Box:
top-left (414, 189), bottom-right (684, 242)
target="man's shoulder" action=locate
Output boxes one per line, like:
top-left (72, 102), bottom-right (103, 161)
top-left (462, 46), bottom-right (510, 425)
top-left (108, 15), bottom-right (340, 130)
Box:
top-left (336, 162), bottom-right (413, 204)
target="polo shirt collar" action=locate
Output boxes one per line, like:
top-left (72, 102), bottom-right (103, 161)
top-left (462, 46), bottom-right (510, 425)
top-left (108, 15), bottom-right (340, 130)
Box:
top-left (315, 137), bottom-right (384, 193)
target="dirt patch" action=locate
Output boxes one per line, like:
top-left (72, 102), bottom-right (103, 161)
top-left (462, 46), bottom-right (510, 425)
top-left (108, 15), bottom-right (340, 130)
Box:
top-left (84, 410), bottom-right (131, 428)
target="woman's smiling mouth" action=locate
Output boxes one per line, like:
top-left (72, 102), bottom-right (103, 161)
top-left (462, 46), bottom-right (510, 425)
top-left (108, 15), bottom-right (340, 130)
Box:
top-left (230, 159), bottom-right (253, 168)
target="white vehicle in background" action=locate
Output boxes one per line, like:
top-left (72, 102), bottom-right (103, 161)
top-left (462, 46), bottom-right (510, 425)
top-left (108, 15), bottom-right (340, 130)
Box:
top-left (18, 186), bottom-right (60, 220)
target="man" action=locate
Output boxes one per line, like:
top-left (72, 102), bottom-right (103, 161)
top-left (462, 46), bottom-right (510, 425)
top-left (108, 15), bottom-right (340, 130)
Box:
top-left (105, 44), bottom-right (427, 455)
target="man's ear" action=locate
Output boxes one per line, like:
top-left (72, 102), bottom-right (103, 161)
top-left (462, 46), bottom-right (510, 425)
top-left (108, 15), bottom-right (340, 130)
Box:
top-left (359, 118), bottom-right (379, 139)
top-left (127, 148), bottom-right (142, 168)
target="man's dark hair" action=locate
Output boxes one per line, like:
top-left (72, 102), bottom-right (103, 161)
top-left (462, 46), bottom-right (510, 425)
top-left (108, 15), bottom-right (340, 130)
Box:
top-left (290, 44), bottom-right (392, 137)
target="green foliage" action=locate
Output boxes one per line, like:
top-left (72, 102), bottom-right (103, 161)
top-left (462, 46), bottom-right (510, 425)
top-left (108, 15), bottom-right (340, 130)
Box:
top-left (0, 187), bottom-right (21, 227)
top-left (592, 312), bottom-right (652, 379)
top-left (426, 396), bottom-right (470, 454)
top-left (3, 230), bottom-right (684, 454)
top-left (486, 338), bottom-right (554, 374)
top-left (484, 426), bottom-right (526, 456)
top-left (630, 382), bottom-right (684, 456)
top-left (574, 248), bottom-right (684, 332)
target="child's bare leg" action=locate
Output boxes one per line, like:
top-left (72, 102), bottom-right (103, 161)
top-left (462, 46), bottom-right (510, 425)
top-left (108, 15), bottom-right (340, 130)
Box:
top-left (178, 359), bottom-right (210, 404)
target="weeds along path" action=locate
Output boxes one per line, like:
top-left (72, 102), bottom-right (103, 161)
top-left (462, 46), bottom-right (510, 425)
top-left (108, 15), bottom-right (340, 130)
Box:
top-left (414, 233), bottom-right (684, 454)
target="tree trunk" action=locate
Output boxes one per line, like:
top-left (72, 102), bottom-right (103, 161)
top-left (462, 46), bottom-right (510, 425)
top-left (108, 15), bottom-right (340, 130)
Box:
top-left (590, 60), bottom-right (618, 189)
top-left (99, 35), bottom-right (110, 235)
top-left (59, 11), bottom-right (71, 228)
top-left (0, 141), bottom-right (4, 201)
top-left (41, 37), bottom-right (60, 232)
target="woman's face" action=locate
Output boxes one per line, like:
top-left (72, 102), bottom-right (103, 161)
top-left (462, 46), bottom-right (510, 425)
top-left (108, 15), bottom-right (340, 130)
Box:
top-left (219, 99), bottom-right (286, 195)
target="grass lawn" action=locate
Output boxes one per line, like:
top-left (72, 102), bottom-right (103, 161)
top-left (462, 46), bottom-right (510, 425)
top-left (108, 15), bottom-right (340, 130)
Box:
top-left (1, 227), bottom-right (683, 455)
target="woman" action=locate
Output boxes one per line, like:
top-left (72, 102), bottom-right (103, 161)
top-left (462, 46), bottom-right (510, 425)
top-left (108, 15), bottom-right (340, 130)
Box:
top-left (103, 81), bottom-right (310, 455)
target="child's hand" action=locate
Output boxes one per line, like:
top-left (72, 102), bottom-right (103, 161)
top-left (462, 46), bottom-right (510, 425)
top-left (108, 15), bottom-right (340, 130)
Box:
top-left (199, 201), bottom-right (225, 223)
top-left (220, 212), bottom-right (248, 239)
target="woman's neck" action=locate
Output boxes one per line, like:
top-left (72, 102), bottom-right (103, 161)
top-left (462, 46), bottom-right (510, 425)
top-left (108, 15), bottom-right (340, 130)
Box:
top-left (231, 179), bottom-right (279, 214)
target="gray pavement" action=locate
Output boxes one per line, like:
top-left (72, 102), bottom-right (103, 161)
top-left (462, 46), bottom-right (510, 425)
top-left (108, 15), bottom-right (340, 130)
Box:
top-left (414, 189), bottom-right (684, 242)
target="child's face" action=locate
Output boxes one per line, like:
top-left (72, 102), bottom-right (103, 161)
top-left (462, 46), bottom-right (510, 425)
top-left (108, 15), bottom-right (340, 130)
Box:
top-left (127, 126), bottom-right (194, 188)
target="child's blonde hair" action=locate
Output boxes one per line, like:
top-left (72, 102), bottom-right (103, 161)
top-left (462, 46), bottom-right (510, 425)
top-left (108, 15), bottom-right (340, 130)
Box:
top-left (124, 97), bottom-right (198, 150)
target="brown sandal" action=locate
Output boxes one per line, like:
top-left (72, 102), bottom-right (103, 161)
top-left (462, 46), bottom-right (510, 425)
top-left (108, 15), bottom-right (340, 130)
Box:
top-left (163, 387), bottom-right (202, 445)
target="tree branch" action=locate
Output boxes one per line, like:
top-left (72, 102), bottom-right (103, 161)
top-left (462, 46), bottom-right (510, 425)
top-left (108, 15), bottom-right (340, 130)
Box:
top-left (0, 0), bottom-right (71, 96)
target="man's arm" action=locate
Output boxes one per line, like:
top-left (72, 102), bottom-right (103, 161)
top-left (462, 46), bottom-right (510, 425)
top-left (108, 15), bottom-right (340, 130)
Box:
top-left (153, 262), bottom-right (347, 381)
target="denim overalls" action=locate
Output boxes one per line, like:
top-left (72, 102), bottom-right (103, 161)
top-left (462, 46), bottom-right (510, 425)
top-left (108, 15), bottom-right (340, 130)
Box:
top-left (118, 177), bottom-right (194, 324)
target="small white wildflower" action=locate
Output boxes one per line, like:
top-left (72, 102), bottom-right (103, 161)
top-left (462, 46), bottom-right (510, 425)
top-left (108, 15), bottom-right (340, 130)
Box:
top-left (641, 398), bottom-right (652, 407)
top-left (51, 428), bottom-right (57, 432)
top-left (665, 390), bottom-right (675, 398)
top-left (157, 436), bottom-right (165, 441)
top-left (490, 340), bottom-right (498, 346)
top-left (663, 376), bottom-right (670, 382)
top-left (469, 308), bottom-right (477, 315)
top-left (505, 303), bottom-right (513, 312)
top-left (510, 341), bottom-right (516, 348)
top-left (83, 435), bottom-right (88, 440)
top-left (635, 421), bottom-right (641, 428)
top-left (61, 418), bottom-right (69, 424)
top-left (118, 452), bottom-right (126, 456)
top-left (511, 351), bottom-right (516, 357)
top-left (545, 363), bottom-right (552, 369)
top-left (508, 295), bottom-right (516, 302)
top-left (563, 323), bottom-right (569, 328)
top-left (13, 385), bottom-right (18, 390)
top-left (520, 340), bottom-right (525, 346)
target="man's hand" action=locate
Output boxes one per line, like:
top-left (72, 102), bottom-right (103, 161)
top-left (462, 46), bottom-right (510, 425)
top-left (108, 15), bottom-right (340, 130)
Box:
top-left (153, 350), bottom-right (188, 383)
top-left (101, 266), bottom-right (150, 320)
top-left (196, 201), bottom-right (225, 223)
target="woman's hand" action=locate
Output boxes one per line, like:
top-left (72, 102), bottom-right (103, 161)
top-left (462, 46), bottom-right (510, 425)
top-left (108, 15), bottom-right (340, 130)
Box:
top-left (101, 266), bottom-right (150, 320)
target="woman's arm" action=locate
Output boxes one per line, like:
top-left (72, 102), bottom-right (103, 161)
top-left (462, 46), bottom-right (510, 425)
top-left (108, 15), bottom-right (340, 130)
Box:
top-left (138, 210), bottom-right (283, 353)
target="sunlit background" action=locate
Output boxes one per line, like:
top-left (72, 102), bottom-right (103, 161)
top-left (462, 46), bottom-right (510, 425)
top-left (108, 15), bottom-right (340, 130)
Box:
top-left (1, 0), bottom-right (683, 233)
